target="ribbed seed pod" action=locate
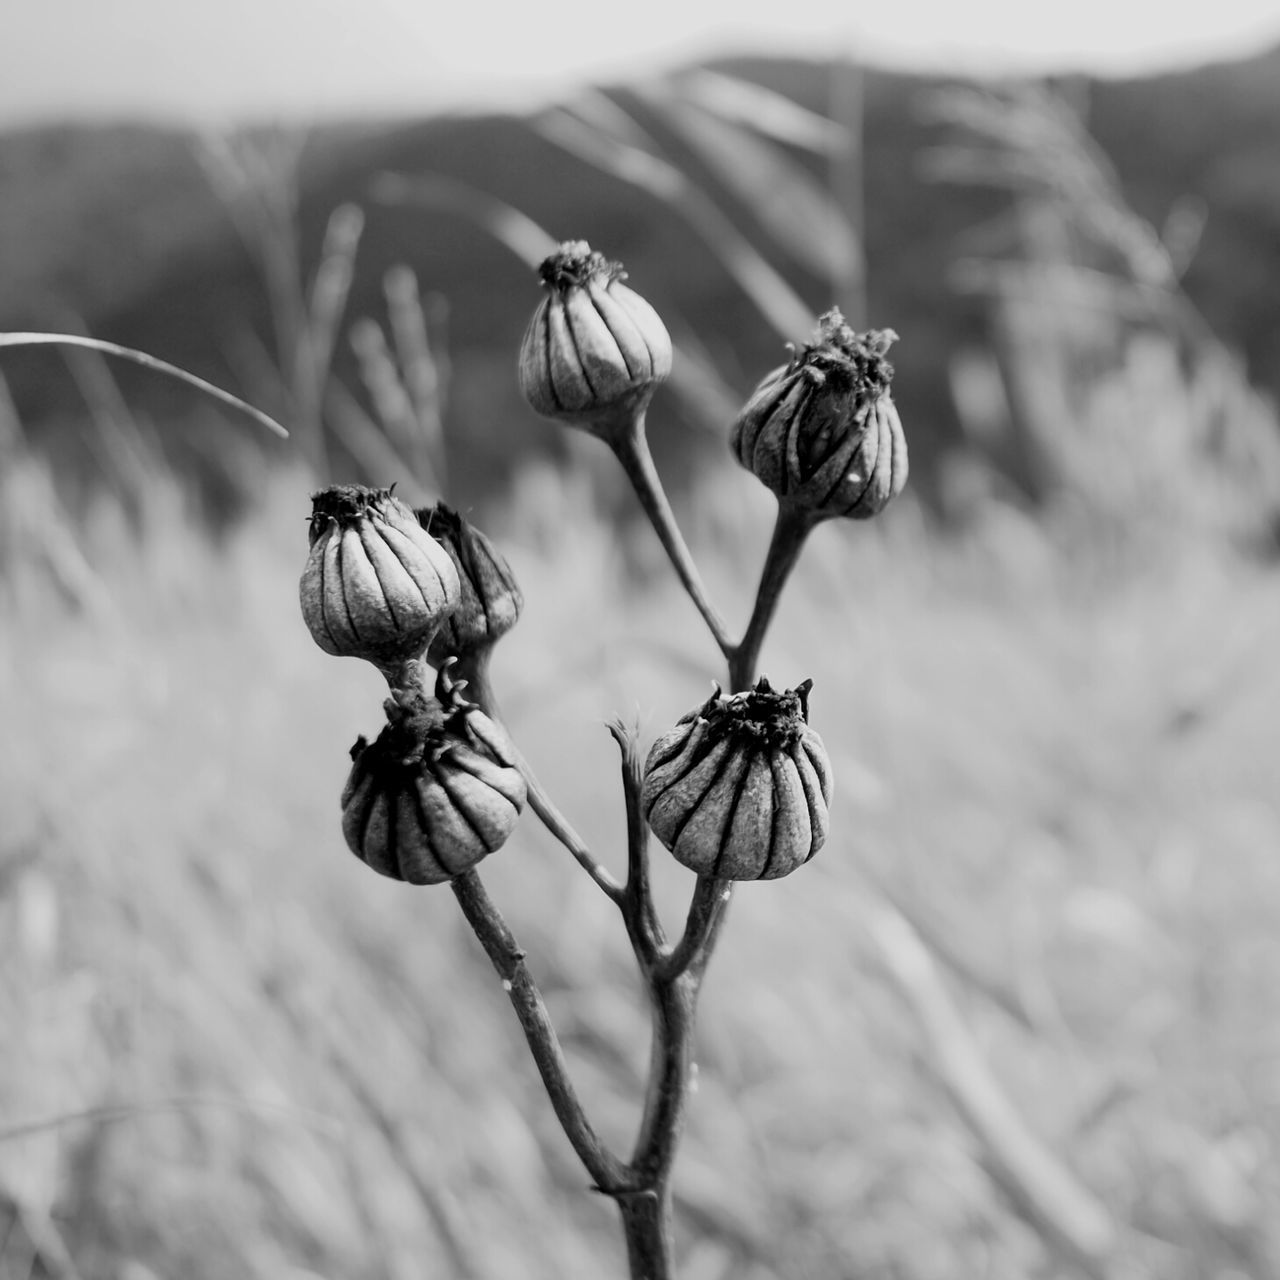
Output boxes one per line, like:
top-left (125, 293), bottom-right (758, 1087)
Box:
top-left (341, 663), bottom-right (527, 884)
top-left (417, 503), bottom-right (523, 667)
top-left (518, 240), bottom-right (673, 433)
top-left (300, 485), bottom-right (461, 667)
top-left (731, 312), bottom-right (908, 521)
top-left (641, 678), bottom-right (832, 881)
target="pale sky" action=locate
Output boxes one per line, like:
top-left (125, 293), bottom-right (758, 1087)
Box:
top-left (3, 0), bottom-right (1279, 125)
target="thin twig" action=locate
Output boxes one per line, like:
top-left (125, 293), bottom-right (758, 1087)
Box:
top-left (609, 416), bottom-right (735, 659)
top-left (609, 718), bottom-right (666, 961)
top-left (729, 502), bottom-right (819, 690)
top-left (0, 333), bottom-right (288, 438)
top-left (450, 870), bottom-right (630, 1192)
top-left (658, 876), bottom-right (731, 982)
top-left (462, 653), bottom-right (624, 901)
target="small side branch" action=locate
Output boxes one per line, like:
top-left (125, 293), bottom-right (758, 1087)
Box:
top-left (658, 875), bottom-right (731, 983)
top-left (451, 870), bottom-right (629, 1192)
top-left (728, 503), bottom-right (819, 691)
top-left (462, 653), bottom-right (624, 902)
top-left (609, 718), bottom-right (666, 963)
top-left (609, 415), bottom-right (735, 659)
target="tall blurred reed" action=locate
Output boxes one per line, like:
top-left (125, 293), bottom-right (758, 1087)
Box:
top-left (926, 80), bottom-right (1280, 556)
top-left (201, 130), bottom-right (450, 496)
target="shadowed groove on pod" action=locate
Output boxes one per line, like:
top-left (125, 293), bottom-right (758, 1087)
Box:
top-left (641, 678), bottom-right (833, 882)
top-left (340, 662), bottom-right (527, 884)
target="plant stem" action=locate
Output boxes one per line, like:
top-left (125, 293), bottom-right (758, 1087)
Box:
top-left (450, 870), bottom-right (629, 1191)
top-left (609, 415), bottom-right (735, 659)
top-left (609, 720), bottom-right (666, 961)
top-left (658, 876), bottom-right (730, 982)
top-left (461, 651), bottom-right (624, 902)
top-left (729, 503), bottom-right (819, 690)
top-left (617, 1185), bottom-right (676, 1280)
top-left (630, 973), bottom-right (700, 1183)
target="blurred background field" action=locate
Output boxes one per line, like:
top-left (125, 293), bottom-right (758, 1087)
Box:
top-left (4, 25), bottom-right (1280, 1280)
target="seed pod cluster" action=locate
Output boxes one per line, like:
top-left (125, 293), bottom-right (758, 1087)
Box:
top-left (300, 485), bottom-right (461, 667)
top-left (732, 312), bottom-right (907, 521)
top-left (417, 503), bottom-right (523, 667)
top-left (341, 663), bottom-right (527, 884)
top-left (518, 240), bottom-right (672, 431)
top-left (641, 678), bottom-right (832, 881)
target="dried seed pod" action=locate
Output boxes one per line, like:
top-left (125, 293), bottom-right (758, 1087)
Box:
top-left (731, 312), bottom-right (907, 521)
top-left (300, 485), bottom-right (461, 667)
top-left (518, 240), bottom-right (672, 434)
top-left (341, 663), bottom-right (527, 884)
top-left (416, 503), bottom-right (523, 666)
top-left (641, 678), bottom-right (832, 881)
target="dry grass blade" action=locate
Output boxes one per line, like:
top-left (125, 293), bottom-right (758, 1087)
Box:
top-left (535, 104), bottom-right (813, 341)
top-left (56, 324), bottom-right (165, 505)
top-left (925, 83), bottom-right (1175, 290)
top-left (636, 83), bottom-right (859, 282)
top-left (349, 316), bottom-right (440, 494)
top-left (306, 202), bottom-right (366, 395)
top-left (370, 172), bottom-right (558, 269)
top-left (384, 266), bottom-right (450, 490)
top-left (863, 899), bottom-right (1132, 1280)
top-left (678, 69), bottom-right (849, 153)
top-left (663, 331), bottom-right (746, 435)
top-left (0, 334), bottom-right (288, 437)
top-left (323, 379), bottom-right (420, 485)
top-left (0, 1095), bottom-right (341, 1145)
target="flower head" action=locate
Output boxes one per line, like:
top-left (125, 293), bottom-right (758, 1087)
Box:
top-left (300, 485), bottom-right (461, 669)
top-left (641, 678), bottom-right (832, 881)
top-left (341, 662), bottom-right (527, 884)
top-left (732, 313), bottom-right (907, 520)
top-left (518, 240), bottom-right (672, 436)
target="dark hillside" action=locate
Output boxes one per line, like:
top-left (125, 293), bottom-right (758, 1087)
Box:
top-left (1, 49), bottom-right (1277, 513)
top-left (1088, 44), bottom-right (1280, 387)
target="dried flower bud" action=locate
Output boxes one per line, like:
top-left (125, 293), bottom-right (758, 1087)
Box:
top-left (731, 312), bottom-right (907, 520)
top-left (300, 485), bottom-right (461, 668)
top-left (416, 503), bottom-right (523, 666)
top-left (341, 663), bottom-right (527, 884)
top-left (641, 678), bottom-right (832, 881)
top-left (518, 240), bottom-right (672, 433)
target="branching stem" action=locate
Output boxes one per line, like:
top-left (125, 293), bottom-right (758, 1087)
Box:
top-left (461, 652), bottom-right (624, 902)
top-left (658, 876), bottom-right (730, 983)
top-left (450, 870), bottom-right (630, 1191)
top-left (450, 403), bottom-right (821, 1279)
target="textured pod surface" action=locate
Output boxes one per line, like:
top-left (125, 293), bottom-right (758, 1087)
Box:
top-left (518, 240), bottom-right (672, 430)
top-left (641, 678), bottom-right (832, 881)
top-left (341, 665), bottom-right (526, 884)
top-left (417, 503), bottom-right (523, 665)
top-left (730, 312), bottom-right (907, 521)
top-left (301, 485), bottom-right (461, 665)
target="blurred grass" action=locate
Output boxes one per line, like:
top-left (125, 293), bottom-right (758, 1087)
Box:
top-left (3, 433), bottom-right (1280, 1279)
top-left (2, 71), bottom-right (1278, 1279)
